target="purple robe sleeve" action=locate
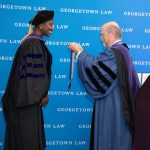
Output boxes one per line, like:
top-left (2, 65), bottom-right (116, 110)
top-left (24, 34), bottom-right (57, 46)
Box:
top-left (77, 49), bottom-right (117, 100)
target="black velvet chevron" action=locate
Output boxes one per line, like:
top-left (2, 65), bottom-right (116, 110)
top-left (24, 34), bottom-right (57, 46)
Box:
top-left (98, 61), bottom-right (116, 80)
top-left (92, 65), bottom-right (111, 87)
top-left (85, 68), bottom-right (106, 94)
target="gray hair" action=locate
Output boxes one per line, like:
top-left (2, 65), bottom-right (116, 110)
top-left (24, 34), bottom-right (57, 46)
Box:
top-left (102, 21), bottom-right (122, 38)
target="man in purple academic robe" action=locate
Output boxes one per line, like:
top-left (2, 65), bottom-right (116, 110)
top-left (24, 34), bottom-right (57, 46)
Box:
top-left (68, 21), bottom-right (140, 150)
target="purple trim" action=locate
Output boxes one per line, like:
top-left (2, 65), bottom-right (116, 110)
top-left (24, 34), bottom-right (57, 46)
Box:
top-left (111, 42), bottom-right (140, 97)
top-left (19, 73), bottom-right (46, 80)
top-left (21, 63), bottom-right (44, 70)
top-left (23, 53), bottom-right (42, 60)
top-left (24, 33), bottom-right (45, 42)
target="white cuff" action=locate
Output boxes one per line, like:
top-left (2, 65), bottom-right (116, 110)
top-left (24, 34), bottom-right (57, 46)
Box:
top-left (76, 50), bottom-right (83, 60)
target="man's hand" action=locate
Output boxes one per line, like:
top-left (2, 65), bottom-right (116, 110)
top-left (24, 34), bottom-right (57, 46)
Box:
top-left (68, 42), bottom-right (83, 54)
top-left (40, 95), bottom-right (48, 106)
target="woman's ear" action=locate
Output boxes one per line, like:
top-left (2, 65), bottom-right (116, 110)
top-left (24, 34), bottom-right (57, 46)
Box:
top-left (39, 24), bottom-right (43, 29)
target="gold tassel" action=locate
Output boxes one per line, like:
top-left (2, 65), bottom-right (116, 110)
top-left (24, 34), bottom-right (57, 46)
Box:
top-left (21, 24), bottom-right (33, 42)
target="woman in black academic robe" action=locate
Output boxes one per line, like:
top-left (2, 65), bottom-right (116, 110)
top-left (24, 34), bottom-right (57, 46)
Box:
top-left (2, 10), bottom-right (54, 150)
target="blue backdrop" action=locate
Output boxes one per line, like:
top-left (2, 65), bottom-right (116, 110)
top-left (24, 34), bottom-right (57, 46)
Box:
top-left (0, 0), bottom-right (150, 149)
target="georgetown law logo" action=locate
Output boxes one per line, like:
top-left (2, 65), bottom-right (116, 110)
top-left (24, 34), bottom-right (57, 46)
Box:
top-left (46, 140), bottom-right (86, 146)
top-left (14, 22), bottom-right (29, 28)
top-left (141, 45), bottom-right (150, 50)
top-left (57, 107), bottom-right (93, 113)
top-left (0, 4), bottom-right (46, 11)
top-left (1, 39), bottom-right (91, 46)
top-left (9, 39), bottom-right (21, 44)
top-left (128, 44), bottom-right (141, 49)
top-left (52, 74), bottom-right (67, 79)
top-left (0, 56), bottom-right (14, 61)
top-left (60, 8), bottom-right (112, 15)
top-left (121, 28), bottom-right (133, 32)
top-left (0, 38), bottom-right (21, 44)
top-left (44, 124), bottom-right (66, 129)
top-left (128, 44), bottom-right (150, 50)
top-left (133, 61), bottom-right (150, 66)
top-left (145, 28), bottom-right (150, 33)
top-left (48, 91), bottom-right (74, 96)
top-left (48, 91), bottom-right (87, 96)
top-left (81, 26), bottom-right (134, 32)
top-left (0, 4), bottom-right (32, 10)
top-left (59, 57), bottom-right (77, 63)
top-left (55, 24), bottom-right (69, 30)
top-left (82, 26), bottom-right (100, 31)
top-left (14, 23), bottom-right (69, 30)
top-left (46, 41), bottom-right (90, 47)
top-left (124, 11), bottom-right (150, 17)
top-left (79, 124), bottom-right (91, 129)
top-left (46, 140), bottom-right (73, 146)
top-left (0, 38), bottom-right (7, 44)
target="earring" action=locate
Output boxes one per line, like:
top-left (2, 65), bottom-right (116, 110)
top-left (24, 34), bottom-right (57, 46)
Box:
top-left (39, 25), bottom-right (43, 29)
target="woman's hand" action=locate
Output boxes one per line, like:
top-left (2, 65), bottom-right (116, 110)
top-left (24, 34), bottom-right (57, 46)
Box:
top-left (40, 95), bottom-right (48, 106)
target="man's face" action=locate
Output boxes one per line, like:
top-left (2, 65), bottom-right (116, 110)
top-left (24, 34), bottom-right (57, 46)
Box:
top-left (100, 27), bottom-right (110, 48)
